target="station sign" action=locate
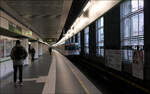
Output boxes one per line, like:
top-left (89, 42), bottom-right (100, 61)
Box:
top-left (132, 50), bottom-right (144, 80)
top-left (8, 23), bottom-right (22, 35)
top-left (22, 29), bottom-right (32, 37)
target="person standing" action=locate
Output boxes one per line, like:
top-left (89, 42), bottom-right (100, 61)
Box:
top-left (10, 40), bottom-right (27, 86)
top-left (31, 47), bottom-right (35, 61)
top-left (49, 47), bottom-right (52, 55)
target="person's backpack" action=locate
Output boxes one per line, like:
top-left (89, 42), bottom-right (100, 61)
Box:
top-left (13, 46), bottom-right (27, 60)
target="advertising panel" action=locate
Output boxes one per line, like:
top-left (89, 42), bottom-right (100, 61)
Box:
top-left (22, 29), bottom-right (32, 37)
top-left (105, 50), bottom-right (122, 71)
top-left (132, 50), bottom-right (144, 80)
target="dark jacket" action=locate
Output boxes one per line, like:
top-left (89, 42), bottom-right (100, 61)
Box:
top-left (10, 45), bottom-right (27, 65)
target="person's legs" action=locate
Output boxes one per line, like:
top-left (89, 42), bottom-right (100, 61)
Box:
top-left (49, 48), bottom-right (52, 55)
top-left (19, 65), bottom-right (23, 83)
top-left (13, 65), bottom-right (18, 83)
top-left (32, 53), bottom-right (35, 61)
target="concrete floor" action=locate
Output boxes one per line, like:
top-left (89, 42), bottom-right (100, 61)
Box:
top-left (0, 50), bottom-right (101, 94)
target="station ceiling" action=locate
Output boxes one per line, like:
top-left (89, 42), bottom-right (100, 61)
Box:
top-left (58, 0), bottom-right (88, 41)
top-left (3, 0), bottom-right (73, 41)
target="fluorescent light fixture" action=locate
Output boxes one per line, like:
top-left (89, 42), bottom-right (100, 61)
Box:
top-left (53, 0), bottom-right (121, 47)
top-left (83, 1), bottom-right (91, 12)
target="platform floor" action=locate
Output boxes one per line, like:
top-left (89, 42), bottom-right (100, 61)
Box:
top-left (0, 50), bottom-right (101, 94)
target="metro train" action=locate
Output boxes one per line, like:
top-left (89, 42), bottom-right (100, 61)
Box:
top-left (55, 43), bottom-right (80, 55)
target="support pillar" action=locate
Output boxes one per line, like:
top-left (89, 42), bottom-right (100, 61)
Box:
top-left (22, 38), bottom-right (29, 65)
top-left (3, 39), bottom-right (6, 57)
top-left (32, 42), bottom-right (39, 59)
top-left (144, 0), bottom-right (150, 86)
top-left (38, 43), bottom-right (42, 56)
top-left (104, 5), bottom-right (120, 50)
top-left (89, 22), bottom-right (96, 56)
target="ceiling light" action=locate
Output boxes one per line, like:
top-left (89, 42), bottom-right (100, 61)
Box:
top-left (83, 1), bottom-right (91, 12)
top-left (53, 0), bottom-right (121, 47)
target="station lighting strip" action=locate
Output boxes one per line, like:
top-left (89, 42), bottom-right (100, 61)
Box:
top-left (52, 0), bottom-right (121, 47)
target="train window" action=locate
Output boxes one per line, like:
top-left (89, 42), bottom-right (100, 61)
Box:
top-left (96, 17), bottom-right (104, 56)
top-left (71, 37), bottom-right (74, 43)
top-left (139, 13), bottom-right (144, 36)
top-left (120, 0), bottom-right (131, 18)
top-left (131, 0), bottom-right (138, 12)
top-left (77, 32), bottom-right (81, 52)
top-left (123, 18), bottom-right (130, 38)
top-left (139, 0), bottom-right (144, 9)
top-left (131, 15), bottom-right (138, 37)
top-left (84, 27), bottom-right (89, 54)
top-left (120, 0), bottom-right (144, 73)
top-left (69, 38), bottom-right (72, 43)
top-left (73, 36), bottom-right (76, 43)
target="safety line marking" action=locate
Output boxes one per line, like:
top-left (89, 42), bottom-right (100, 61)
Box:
top-left (54, 50), bottom-right (91, 94)
top-left (42, 52), bottom-right (56, 94)
top-left (72, 69), bottom-right (90, 94)
top-left (66, 61), bottom-right (90, 94)
top-left (55, 50), bottom-right (103, 94)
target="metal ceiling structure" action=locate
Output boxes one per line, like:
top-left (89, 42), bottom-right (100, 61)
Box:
top-left (64, 0), bottom-right (88, 32)
top-left (2, 0), bottom-right (72, 42)
top-left (58, 0), bottom-right (88, 41)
